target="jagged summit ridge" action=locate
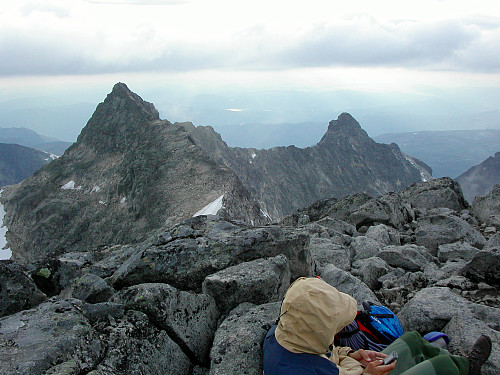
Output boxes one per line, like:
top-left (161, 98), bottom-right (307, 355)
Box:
top-left (318, 112), bottom-right (370, 145)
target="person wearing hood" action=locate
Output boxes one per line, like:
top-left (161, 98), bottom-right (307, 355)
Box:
top-left (263, 277), bottom-right (492, 375)
top-left (263, 277), bottom-right (395, 375)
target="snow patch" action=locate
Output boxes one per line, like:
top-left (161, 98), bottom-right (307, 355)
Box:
top-left (120, 197), bottom-right (127, 204)
top-left (99, 200), bottom-right (106, 205)
top-left (260, 209), bottom-right (273, 221)
top-left (92, 186), bottom-right (101, 193)
top-left (61, 180), bottom-right (82, 190)
top-left (251, 153), bottom-right (257, 159)
top-left (193, 195), bottom-right (224, 217)
top-left (0, 190), bottom-right (12, 260)
top-left (404, 155), bottom-right (432, 182)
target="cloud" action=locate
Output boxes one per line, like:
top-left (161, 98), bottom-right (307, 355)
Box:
top-left (87, 0), bottom-right (188, 4)
top-left (0, 9), bottom-right (499, 77)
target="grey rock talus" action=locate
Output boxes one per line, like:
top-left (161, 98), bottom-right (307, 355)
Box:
top-left (397, 287), bottom-right (500, 333)
top-left (111, 282), bottom-right (219, 365)
top-left (308, 237), bottom-right (351, 273)
top-left (110, 217), bottom-right (312, 291)
top-left (400, 177), bottom-right (468, 211)
top-left (0, 260), bottom-right (46, 318)
top-left (209, 302), bottom-right (281, 375)
top-left (87, 309), bottom-right (192, 375)
top-left (202, 254), bottom-right (290, 315)
top-left (415, 213), bottom-right (486, 254)
top-left (0, 298), bottom-right (102, 375)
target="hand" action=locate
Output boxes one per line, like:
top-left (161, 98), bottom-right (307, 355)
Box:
top-left (348, 350), bottom-right (386, 367)
top-left (363, 359), bottom-right (397, 375)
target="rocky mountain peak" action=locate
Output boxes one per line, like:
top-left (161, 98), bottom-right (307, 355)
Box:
top-left (318, 112), bottom-right (370, 145)
top-left (75, 82), bottom-right (160, 152)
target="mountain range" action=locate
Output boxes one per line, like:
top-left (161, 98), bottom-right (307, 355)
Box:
top-left (0, 83), bottom-right (428, 265)
top-left (457, 152), bottom-right (500, 203)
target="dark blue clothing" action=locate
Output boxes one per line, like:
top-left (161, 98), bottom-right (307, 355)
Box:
top-left (263, 326), bottom-right (340, 375)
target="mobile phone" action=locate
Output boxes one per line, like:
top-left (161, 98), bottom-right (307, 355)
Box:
top-left (383, 351), bottom-right (398, 365)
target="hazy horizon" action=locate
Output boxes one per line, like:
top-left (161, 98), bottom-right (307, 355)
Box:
top-left (1, 1), bottom-right (499, 143)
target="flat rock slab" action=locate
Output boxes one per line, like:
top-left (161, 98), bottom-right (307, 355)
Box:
top-left (202, 254), bottom-right (290, 315)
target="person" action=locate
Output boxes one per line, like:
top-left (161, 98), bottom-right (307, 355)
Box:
top-left (263, 277), bottom-right (492, 375)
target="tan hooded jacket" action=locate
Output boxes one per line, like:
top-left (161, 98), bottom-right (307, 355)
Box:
top-left (275, 277), bottom-right (364, 375)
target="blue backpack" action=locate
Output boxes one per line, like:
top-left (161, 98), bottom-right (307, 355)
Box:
top-left (335, 301), bottom-right (404, 351)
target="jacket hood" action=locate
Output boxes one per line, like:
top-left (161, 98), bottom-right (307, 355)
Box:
top-left (275, 277), bottom-right (357, 355)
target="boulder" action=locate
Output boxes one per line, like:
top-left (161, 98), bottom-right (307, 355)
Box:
top-left (61, 274), bottom-right (114, 303)
top-left (308, 238), bottom-right (351, 272)
top-left (348, 192), bottom-right (414, 229)
top-left (485, 232), bottom-right (500, 250)
top-left (351, 257), bottom-right (391, 289)
top-left (437, 241), bottom-right (480, 262)
top-left (209, 302), bottom-right (281, 375)
top-left (87, 310), bottom-right (192, 375)
top-left (320, 264), bottom-right (379, 304)
top-left (471, 185), bottom-right (500, 224)
top-left (397, 287), bottom-right (500, 333)
top-left (400, 177), bottom-right (468, 211)
top-left (350, 236), bottom-right (385, 261)
top-left (111, 282), bottom-right (219, 365)
top-left (444, 314), bottom-right (499, 375)
top-left (314, 217), bottom-right (357, 236)
top-left (365, 224), bottom-right (401, 246)
top-left (415, 214), bottom-right (486, 255)
top-left (0, 260), bottom-right (46, 318)
top-left (202, 254), bottom-right (290, 315)
top-left (0, 298), bottom-right (102, 375)
top-left (110, 222), bottom-right (311, 291)
top-left (459, 249), bottom-right (500, 286)
top-left (378, 244), bottom-right (436, 272)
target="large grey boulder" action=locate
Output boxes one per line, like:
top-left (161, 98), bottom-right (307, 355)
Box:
top-left (398, 287), bottom-right (500, 333)
top-left (110, 220), bottom-right (311, 291)
top-left (0, 298), bottom-right (102, 375)
top-left (202, 254), bottom-right (290, 315)
top-left (437, 241), bottom-right (480, 262)
top-left (308, 237), bottom-right (351, 272)
top-left (365, 224), bottom-right (401, 246)
top-left (111, 282), bottom-right (219, 365)
top-left (400, 177), bottom-right (468, 211)
top-left (0, 260), bottom-right (46, 318)
top-left (320, 264), bottom-right (380, 304)
top-left (444, 314), bottom-right (499, 375)
top-left (61, 273), bottom-right (114, 303)
top-left (378, 244), bottom-right (436, 272)
top-left (87, 310), bottom-right (192, 375)
top-left (415, 214), bottom-right (486, 254)
top-left (209, 302), bottom-right (280, 375)
top-left (485, 232), bottom-right (500, 250)
top-left (351, 257), bottom-right (391, 289)
top-left (348, 192), bottom-right (414, 229)
top-left (459, 249), bottom-right (500, 286)
top-left (350, 236), bottom-right (385, 261)
top-left (471, 185), bottom-right (500, 225)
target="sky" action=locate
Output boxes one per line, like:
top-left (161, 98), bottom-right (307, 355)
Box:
top-left (1, 0), bottom-right (500, 141)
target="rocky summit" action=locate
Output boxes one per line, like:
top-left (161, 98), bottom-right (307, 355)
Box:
top-left (1, 83), bottom-right (429, 266)
top-left (0, 83), bottom-right (267, 265)
top-left (0, 177), bottom-right (499, 375)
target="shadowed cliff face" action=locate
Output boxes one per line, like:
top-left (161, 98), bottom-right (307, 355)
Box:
top-left (456, 152), bottom-right (500, 203)
top-left (0, 83), bottom-right (266, 265)
top-left (187, 112), bottom-right (430, 219)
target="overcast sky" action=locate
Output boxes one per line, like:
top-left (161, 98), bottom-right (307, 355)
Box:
top-left (1, 0), bottom-right (500, 139)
